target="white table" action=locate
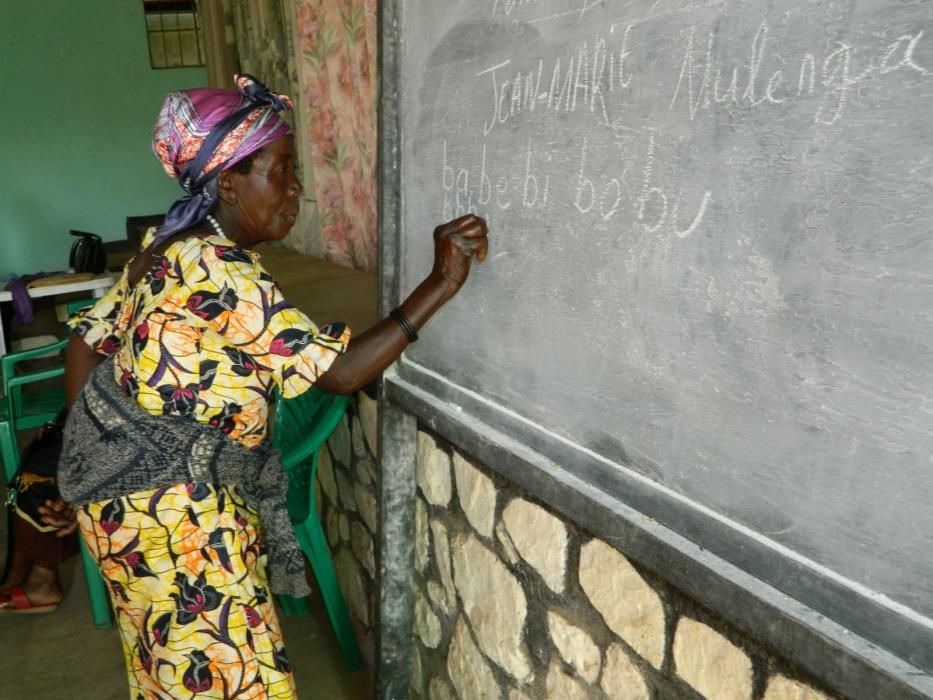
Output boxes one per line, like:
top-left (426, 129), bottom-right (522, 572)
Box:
top-left (0, 273), bottom-right (114, 357)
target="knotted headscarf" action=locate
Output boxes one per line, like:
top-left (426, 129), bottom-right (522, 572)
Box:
top-left (151, 74), bottom-right (293, 245)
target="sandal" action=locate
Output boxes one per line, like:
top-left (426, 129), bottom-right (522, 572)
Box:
top-left (0, 586), bottom-right (59, 615)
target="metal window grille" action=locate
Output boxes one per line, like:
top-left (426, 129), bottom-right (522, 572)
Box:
top-left (143, 1), bottom-right (205, 69)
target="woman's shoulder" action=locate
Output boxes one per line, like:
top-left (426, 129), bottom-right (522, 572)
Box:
top-left (165, 234), bottom-right (260, 270)
top-left (140, 228), bottom-right (257, 263)
top-left (135, 229), bottom-right (269, 295)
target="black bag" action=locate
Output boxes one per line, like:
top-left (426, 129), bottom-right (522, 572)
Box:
top-left (69, 230), bottom-right (107, 274)
top-left (5, 417), bottom-right (65, 533)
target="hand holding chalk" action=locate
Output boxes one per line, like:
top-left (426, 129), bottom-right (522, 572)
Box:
top-left (313, 214), bottom-right (489, 393)
top-left (429, 214), bottom-right (490, 300)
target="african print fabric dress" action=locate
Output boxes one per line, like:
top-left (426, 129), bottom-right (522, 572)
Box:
top-left (78, 485), bottom-right (293, 698)
top-left (70, 230), bottom-right (351, 699)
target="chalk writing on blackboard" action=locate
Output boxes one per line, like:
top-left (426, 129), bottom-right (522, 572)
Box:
top-left (475, 24), bottom-right (931, 132)
top-left (671, 22), bottom-right (931, 125)
top-left (442, 129), bottom-right (712, 238)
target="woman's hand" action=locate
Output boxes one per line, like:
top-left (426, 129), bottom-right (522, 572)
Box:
top-left (315, 214), bottom-right (490, 395)
top-left (428, 214), bottom-right (489, 299)
top-left (38, 499), bottom-right (78, 537)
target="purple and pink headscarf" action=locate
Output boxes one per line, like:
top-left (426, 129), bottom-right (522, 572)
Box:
top-left (151, 74), bottom-right (293, 245)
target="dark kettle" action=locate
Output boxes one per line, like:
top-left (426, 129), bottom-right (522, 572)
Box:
top-left (69, 230), bottom-right (106, 274)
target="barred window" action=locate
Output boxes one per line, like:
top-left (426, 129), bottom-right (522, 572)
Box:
top-left (143, 1), bottom-right (205, 69)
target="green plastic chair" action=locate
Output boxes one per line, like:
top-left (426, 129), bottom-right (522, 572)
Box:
top-left (0, 342), bottom-right (66, 442)
top-left (273, 387), bottom-right (364, 671)
top-left (0, 300), bottom-right (112, 629)
top-left (0, 298), bottom-right (95, 430)
top-left (0, 297), bottom-right (93, 473)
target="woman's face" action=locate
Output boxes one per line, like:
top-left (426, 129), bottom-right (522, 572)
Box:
top-left (228, 135), bottom-right (302, 245)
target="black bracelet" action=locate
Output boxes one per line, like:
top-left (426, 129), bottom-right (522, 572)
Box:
top-left (390, 308), bottom-right (419, 343)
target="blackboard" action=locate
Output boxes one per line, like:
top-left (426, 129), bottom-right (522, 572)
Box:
top-left (385, 0), bottom-right (933, 680)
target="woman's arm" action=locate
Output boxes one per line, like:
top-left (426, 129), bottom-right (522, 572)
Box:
top-left (315, 214), bottom-right (488, 395)
top-left (65, 333), bottom-right (106, 407)
top-left (38, 334), bottom-right (101, 536)
top-left (41, 317), bottom-right (110, 535)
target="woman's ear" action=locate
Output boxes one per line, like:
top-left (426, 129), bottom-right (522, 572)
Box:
top-left (217, 170), bottom-right (238, 206)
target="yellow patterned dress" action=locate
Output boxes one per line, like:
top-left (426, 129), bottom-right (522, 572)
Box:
top-left (71, 231), bottom-right (350, 699)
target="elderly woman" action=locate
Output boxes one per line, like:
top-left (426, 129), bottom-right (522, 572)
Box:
top-left (53, 75), bottom-right (487, 698)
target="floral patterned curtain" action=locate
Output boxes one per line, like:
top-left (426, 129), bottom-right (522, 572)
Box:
top-left (292, 0), bottom-right (378, 272)
top-left (198, 0), bottom-right (378, 271)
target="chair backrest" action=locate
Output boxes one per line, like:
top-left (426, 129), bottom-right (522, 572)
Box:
top-left (273, 387), bottom-right (351, 524)
top-left (2, 338), bottom-right (68, 428)
top-left (1, 298), bottom-right (96, 433)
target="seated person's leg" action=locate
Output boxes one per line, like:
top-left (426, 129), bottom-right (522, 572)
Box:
top-left (0, 513), bottom-right (76, 612)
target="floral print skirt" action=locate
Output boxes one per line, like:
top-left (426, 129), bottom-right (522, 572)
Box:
top-left (77, 483), bottom-right (297, 699)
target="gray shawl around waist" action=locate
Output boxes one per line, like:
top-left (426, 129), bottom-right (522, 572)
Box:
top-left (58, 359), bottom-right (310, 598)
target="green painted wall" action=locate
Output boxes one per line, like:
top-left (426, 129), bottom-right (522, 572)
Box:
top-left (0, 3), bottom-right (207, 280)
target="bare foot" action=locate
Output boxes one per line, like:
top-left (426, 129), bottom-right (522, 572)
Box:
top-left (12, 584), bottom-right (62, 609)
top-left (0, 587), bottom-right (60, 613)
top-left (0, 566), bottom-right (63, 609)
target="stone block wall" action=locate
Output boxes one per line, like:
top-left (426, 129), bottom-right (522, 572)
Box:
top-left (318, 391), bottom-right (381, 664)
top-left (318, 399), bottom-right (844, 699)
top-left (409, 428), bottom-right (843, 700)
